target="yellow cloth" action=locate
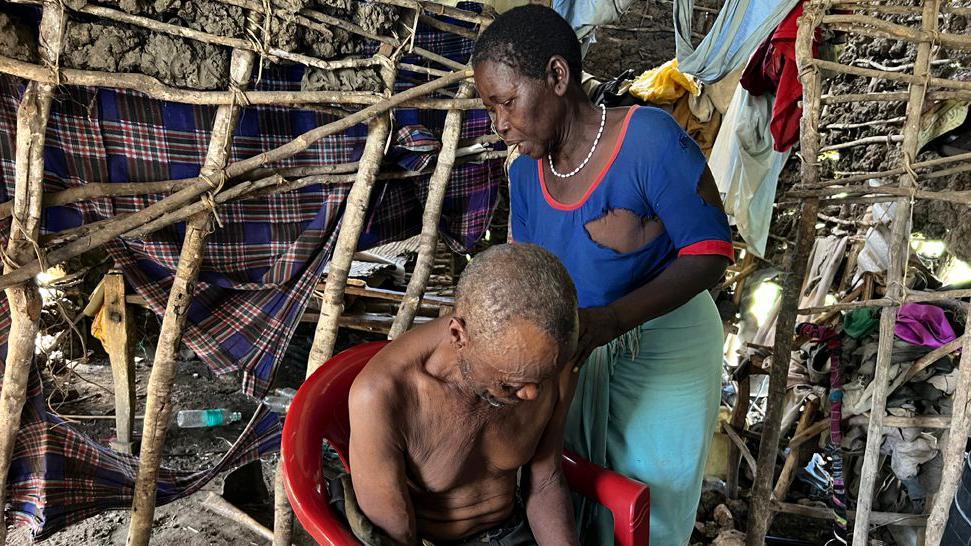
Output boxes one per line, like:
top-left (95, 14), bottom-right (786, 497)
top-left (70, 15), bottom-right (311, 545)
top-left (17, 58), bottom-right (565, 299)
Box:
top-left (629, 59), bottom-right (699, 105)
top-left (91, 304), bottom-right (108, 347)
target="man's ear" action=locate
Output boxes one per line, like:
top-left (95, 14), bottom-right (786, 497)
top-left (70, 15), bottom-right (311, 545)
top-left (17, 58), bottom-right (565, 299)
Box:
top-left (546, 56), bottom-right (571, 96)
top-left (449, 317), bottom-right (468, 349)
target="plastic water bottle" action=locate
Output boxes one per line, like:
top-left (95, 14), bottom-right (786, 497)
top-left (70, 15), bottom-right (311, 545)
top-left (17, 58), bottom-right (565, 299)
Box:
top-left (176, 409), bottom-right (242, 428)
top-left (262, 387), bottom-right (297, 414)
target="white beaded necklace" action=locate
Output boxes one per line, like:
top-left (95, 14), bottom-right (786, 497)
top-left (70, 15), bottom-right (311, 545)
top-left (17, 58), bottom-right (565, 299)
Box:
top-left (548, 104), bottom-right (606, 179)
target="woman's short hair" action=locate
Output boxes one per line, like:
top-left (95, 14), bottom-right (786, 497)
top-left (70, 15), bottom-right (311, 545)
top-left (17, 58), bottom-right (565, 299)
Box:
top-left (472, 4), bottom-right (582, 83)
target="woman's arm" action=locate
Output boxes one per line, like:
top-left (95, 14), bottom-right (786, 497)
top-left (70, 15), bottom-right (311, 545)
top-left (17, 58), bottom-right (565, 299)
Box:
top-left (575, 255), bottom-right (728, 365)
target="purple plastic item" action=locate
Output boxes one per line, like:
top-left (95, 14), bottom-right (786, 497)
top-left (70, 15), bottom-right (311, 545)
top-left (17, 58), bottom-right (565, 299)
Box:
top-left (895, 303), bottom-right (957, 348)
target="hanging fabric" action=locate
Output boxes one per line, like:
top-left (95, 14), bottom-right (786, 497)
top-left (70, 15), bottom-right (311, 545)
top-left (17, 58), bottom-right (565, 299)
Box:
top-left (675, 0), bottom-right (800, 84)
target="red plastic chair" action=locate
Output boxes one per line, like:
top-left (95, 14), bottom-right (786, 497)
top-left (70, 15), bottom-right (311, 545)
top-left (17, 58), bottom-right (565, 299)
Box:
top-left (281, 341), bottom-right (650, 545)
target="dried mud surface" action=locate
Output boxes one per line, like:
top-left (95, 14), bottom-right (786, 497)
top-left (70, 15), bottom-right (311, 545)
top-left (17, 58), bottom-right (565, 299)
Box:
top-left (63, 21), bottom-right (231, 89)
top-left (52, 0), bottom-right (399, 91)
top-left (0, 12), bottom-right (37, 63)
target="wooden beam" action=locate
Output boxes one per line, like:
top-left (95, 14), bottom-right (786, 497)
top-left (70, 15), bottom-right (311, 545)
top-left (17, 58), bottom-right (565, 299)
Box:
top-left (924, 307), bottom-right (971, 546)
top-left (389, 80), bottom-right (472, 339)
top-left (773, 398), bottom-right (819, 502)
top-left (772, 501), bottom-right (928, 527)
top-left (726, 373), bottom-right (750, 499)
top-left (0, 4), bottom-right (64, 543)
top-left (746, 3), bottom-right (824, 543)
top-left (104, 270), bottom-right (136, 454)
top-left (305, 44), bottom-right (400, 376)
top-left (126, 48), bottom-right (256, 546)
top-left (852, 3), bottom-right (938, 543)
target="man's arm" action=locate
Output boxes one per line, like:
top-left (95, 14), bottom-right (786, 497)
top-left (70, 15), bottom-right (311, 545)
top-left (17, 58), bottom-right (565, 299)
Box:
top-left (522, 367), bottom-right (581, 545)
top-left (348, 375), bottom-right (418, 545)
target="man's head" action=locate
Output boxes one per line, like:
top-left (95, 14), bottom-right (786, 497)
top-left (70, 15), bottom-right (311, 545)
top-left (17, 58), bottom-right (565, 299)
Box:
top-left (450, 243), bottom-right (578, 407)
top-left (471, 5), bottom-right (585, 159)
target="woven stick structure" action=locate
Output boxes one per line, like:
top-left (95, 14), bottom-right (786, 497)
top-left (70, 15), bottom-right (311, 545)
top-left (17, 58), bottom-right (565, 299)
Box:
top-left (745, 1), bottom-right (971, 544)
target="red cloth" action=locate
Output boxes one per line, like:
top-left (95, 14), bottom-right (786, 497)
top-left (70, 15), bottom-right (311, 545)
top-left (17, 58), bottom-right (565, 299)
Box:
top-left (739, 2), bottom-right (819, 152)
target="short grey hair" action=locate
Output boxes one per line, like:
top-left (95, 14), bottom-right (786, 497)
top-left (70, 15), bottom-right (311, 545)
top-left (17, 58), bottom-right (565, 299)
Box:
top-left (454, 244), bottom-right (578, 347)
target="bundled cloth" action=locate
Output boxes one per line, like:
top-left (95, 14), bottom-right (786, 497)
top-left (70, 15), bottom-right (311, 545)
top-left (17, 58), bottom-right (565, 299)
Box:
top-left (629, 59), bottom-right (699, 104)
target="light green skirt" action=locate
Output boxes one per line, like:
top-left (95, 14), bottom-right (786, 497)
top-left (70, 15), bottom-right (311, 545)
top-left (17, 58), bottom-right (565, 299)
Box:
top-left (566, 292), bottom-right (724, 546)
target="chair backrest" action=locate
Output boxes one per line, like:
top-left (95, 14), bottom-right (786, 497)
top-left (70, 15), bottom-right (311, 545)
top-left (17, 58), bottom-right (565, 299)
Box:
top-left (281, 341), bottom-right (389, 546)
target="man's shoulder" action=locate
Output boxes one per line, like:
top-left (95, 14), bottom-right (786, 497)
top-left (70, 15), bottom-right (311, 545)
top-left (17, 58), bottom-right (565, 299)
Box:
top-left (350, 355), bottom-right (403, 414)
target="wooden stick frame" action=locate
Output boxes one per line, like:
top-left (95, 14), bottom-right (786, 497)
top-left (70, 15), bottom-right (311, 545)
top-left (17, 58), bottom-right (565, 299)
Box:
top-left (745, 1), bottom-right (971, 545)
top-left (0, 4), bottom-right (65, 542)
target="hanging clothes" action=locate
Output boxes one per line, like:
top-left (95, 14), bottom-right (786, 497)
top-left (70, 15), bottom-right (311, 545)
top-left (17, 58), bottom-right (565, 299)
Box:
top-left (739, 1), bottom-right (820, 152)
top-left (675, 0), bottom-right (801, 84)
top-left (709, 85), bottom-right (790, 256)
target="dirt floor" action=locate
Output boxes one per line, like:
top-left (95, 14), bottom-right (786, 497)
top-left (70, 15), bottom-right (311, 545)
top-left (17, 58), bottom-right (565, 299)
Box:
top-left (9, 318), bottom-right (378, 546)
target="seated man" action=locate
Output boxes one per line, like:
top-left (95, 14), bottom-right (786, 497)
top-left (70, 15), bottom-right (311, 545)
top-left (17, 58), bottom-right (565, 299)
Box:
top-left (348, 243), bottom-right (581, 546)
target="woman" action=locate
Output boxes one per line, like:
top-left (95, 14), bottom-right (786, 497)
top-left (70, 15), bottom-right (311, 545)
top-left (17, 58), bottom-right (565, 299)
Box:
top-left (472, 6), bottom-right (732, 545)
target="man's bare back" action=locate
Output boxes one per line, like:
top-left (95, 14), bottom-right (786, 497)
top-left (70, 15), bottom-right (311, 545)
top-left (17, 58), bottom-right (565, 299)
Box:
top-left (347, 244), bottom-right (581, 546)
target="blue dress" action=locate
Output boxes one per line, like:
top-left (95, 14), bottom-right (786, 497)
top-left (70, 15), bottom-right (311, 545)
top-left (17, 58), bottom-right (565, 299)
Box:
top-left (510, 106), bottom-right (731, 545)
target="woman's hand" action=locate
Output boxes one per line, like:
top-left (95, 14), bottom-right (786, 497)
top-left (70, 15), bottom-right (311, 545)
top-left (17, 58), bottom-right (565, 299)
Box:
top-left (571, 306), bottom-right (622, 372)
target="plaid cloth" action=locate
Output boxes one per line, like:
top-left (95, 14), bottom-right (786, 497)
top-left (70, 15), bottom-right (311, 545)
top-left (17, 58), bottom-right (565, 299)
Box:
top-left (0, 8), bottom-right (498, 539)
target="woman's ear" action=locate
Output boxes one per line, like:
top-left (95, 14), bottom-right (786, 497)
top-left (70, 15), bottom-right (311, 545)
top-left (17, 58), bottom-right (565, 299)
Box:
top-left (546, 56), bottom-right (571, 96)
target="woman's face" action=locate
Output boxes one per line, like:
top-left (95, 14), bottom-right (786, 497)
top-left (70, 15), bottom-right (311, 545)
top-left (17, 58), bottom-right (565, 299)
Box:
top-left (473, 60), bottom-right (566, 159)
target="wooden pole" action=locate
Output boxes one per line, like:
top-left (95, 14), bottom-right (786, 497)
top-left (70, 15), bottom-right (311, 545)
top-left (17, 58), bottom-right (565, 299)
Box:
top-left (810, 58), bottom-right (971, 91)
top-left (923, 308), bottom-right (971, 546)
top-left (304, 45), bottom-right (399, 375)
top-left (104, 269), bottom-right (136, 454)
top-left (125, 48), bottom-right (256, 546)
top-left (746, 3), bottom-right (823, 543)
top-left (272, 465), bottom-right (294, 546)
top-left (0, 4), bottom-right (64, 543)
top-left (199, 492), bottom-right (289, 543)
top-left (773, 398), bottom-right (820, 501)
top-left (273, 37), bottom-right (401, 546)
top-left (388, 80), bottom-right (472, 339)
top-left (851, 2), bottom-right (938, 544)
top-left (820, 15), bottom-right (971, 49)
top-left (0, 54), bottom-right (482, 109)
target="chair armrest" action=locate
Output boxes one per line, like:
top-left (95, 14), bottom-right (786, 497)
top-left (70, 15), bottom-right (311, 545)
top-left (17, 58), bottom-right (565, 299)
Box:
top-left (561, 450), bottom-right (650, 546)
